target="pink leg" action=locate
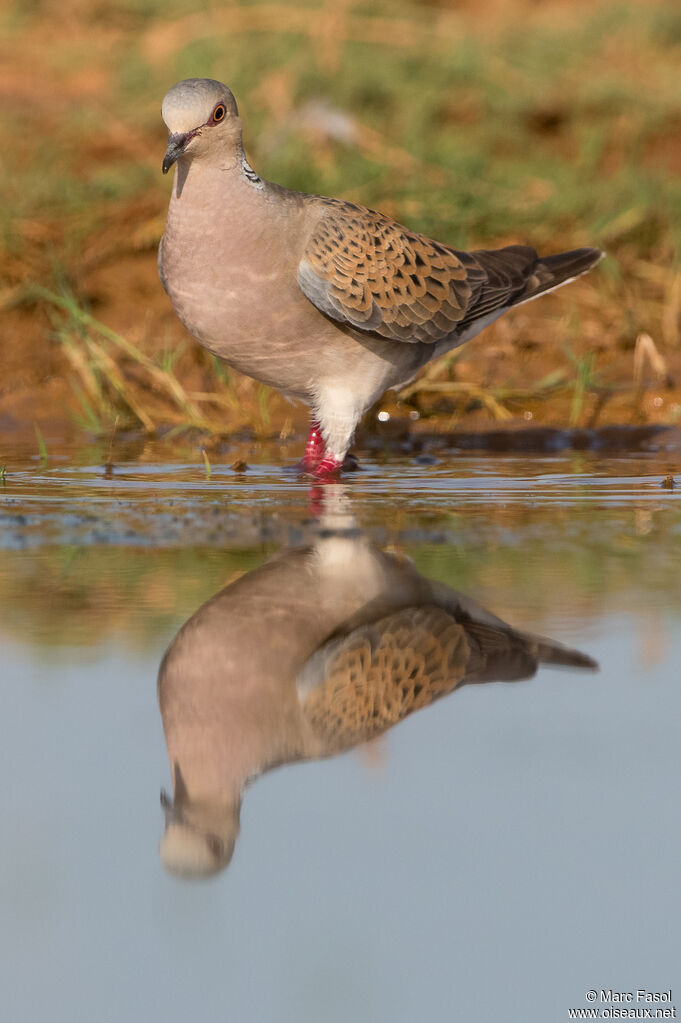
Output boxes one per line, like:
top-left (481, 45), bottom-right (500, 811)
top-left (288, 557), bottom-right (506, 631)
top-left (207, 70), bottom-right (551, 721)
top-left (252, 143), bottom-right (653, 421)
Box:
top-left (298, 418), bottom-right (354, 478)
top-left (299, 420), bottom-right (326, 472)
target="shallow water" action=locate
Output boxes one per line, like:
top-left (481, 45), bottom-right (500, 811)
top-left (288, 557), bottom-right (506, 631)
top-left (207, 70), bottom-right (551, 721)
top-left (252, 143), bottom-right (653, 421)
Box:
top-left (2, 441), bottom-right (680, 1023)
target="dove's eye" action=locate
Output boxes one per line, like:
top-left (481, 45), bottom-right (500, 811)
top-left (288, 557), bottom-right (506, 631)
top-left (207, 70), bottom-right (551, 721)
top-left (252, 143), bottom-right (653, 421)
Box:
top-left (211, 104), bottom-right (226, 123)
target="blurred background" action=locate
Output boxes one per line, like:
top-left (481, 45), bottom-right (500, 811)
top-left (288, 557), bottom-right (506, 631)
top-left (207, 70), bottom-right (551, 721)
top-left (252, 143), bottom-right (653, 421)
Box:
top-left (2, 0), bottom-right (681, 445)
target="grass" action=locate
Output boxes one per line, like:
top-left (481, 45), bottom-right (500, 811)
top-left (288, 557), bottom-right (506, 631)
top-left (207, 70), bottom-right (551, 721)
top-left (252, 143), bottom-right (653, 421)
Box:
top-left (560, 347), bottom-right (603, 427)
top-left (34, 423), bottom-right (49, 466)
top-left (34, 285), bottom-right (271, 436)
top-left (2, 0), bottom-right (680, 437)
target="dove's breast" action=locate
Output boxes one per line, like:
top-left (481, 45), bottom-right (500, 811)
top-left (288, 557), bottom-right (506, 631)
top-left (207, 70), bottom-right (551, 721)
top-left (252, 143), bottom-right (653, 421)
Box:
top-left (160, 170), bottom-right (351, 399)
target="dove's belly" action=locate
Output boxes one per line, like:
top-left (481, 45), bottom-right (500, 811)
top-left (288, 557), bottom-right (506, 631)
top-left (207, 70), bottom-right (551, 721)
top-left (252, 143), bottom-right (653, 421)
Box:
top-left (160, 170), bottom-right (428, 404)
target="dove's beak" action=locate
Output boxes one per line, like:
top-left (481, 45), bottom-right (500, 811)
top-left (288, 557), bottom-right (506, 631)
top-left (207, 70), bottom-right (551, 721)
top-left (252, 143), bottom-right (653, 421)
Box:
top-left (162, 131), bottom-right (196, 174)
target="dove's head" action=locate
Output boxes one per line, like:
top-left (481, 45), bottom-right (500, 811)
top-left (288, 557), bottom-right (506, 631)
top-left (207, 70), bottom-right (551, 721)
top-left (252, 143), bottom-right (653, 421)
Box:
top-left (159, 786), bottom-right (241, 880)
top-left (161, 78), bottom-right (240, 174)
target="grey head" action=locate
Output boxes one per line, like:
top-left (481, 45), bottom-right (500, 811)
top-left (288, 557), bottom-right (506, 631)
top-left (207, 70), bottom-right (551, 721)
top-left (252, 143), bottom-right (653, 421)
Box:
top-left (161, 78), bottom-right (240, 175)
top-left (158, 767), bottom-right (240, 880)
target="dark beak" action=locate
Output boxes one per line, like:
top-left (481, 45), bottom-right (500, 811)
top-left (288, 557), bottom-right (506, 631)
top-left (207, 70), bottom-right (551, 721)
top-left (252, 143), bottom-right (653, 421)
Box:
top-left (160, 788), bottom-right (179, 824)
top-left (162, 131), bottom-right (193, 174)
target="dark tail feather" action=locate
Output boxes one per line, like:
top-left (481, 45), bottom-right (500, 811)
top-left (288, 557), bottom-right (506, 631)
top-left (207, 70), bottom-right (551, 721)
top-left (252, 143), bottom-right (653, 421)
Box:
top-left (530, 636), bottom-right (599, 671)
top-left (520, 247), bottom-right (604, 304)
top-left (460, 619), bottom-right (599, 684)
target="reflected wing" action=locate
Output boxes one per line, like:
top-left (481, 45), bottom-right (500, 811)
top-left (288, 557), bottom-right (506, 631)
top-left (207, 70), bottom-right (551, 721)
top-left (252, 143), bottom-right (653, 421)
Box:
top-left (296, 600), bottom-right (597, 753)
top-left (297, 605), bottom-right (470, 751)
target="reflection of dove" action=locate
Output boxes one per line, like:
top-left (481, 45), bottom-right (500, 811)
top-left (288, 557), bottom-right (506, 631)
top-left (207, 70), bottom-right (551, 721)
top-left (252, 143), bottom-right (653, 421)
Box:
top-left (158, 535), bottom-right (597, 879)
top-left (159, 78), bottom-right (602, 476)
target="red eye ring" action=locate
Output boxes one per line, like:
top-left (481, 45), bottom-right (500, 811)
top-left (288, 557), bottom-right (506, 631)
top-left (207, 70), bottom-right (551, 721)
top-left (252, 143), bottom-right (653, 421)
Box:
top-left (212, 104), bottom-right (226, 123)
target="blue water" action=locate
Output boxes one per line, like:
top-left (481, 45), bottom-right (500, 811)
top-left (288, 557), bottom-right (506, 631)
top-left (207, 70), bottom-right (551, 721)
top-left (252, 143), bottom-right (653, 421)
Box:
top-left (1, 448), bottom-right (679, 1023)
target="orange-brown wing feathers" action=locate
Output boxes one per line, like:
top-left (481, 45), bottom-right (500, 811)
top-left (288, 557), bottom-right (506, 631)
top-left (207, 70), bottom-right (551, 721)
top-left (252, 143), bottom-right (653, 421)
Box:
top-left (297, 198), bottom-right (532, 344)
top-left (297, 605), bottom-right (470, 751)
top-left (298, 199), bottom-right (482, 343)
top-left (298, 198), bottom-right (603, 345)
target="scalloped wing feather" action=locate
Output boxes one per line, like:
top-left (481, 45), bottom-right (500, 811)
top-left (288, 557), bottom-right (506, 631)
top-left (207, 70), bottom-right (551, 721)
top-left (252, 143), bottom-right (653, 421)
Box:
top-left (298, 198), bottom-right (543, 345)
top-left (297, 605), bottom-right (470, 752)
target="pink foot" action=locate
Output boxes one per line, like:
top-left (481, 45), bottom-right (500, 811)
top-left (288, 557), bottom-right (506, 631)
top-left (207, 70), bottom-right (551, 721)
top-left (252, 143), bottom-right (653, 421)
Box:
top-left (312, 456), bottom-right (343, 479)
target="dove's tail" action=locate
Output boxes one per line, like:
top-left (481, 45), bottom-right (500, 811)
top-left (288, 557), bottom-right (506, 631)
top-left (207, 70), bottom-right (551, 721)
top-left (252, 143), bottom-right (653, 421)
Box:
top-left (530, 636), bottom-right (599, 671)
top-left (517, 247), bottom-right (605, 306)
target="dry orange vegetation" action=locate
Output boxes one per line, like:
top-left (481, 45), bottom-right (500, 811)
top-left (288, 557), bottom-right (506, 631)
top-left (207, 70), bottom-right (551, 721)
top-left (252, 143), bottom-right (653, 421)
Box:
top-left (1, 0), bottom-right (680, 446)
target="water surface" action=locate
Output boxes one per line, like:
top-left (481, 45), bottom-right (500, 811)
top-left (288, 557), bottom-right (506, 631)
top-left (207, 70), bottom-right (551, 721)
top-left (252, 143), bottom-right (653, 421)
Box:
top-left (1, 442), bottom-right (679, 1022)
